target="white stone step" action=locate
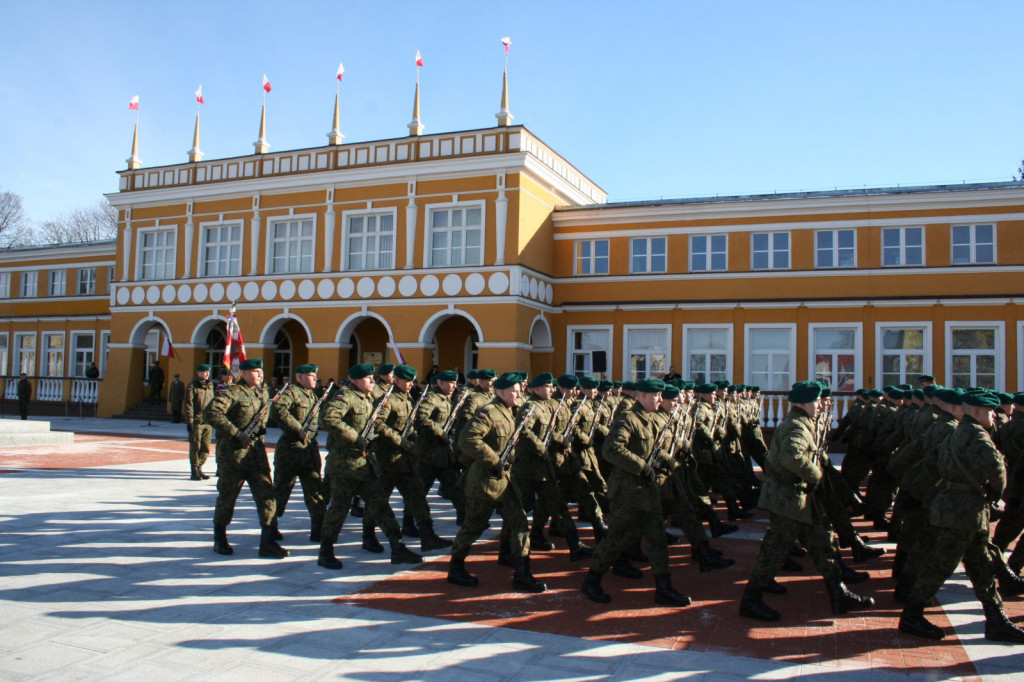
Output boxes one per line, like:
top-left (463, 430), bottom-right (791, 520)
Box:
top-left (0, 419), bottom-right (53, 433)
top-left (0, 419), bottom-right (75, 447)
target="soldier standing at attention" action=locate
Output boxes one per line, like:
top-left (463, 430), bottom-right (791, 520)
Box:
top-left (203, 358), bottom-right (287, 559)
top-left (414, 370), bottom-right (467, 525)
top-left (16, 372), bottom-right (31, 420)
top-left (317, 363), bottom-right (421, 570)
top-left (447, 371), bottom-right (546, 593)
top-left (271, 364), bottom-right (326, 543)
top-left (184, 364), bottom-right (215, 480)
top-left (168, 374), bottom-right (185, 423)
top-left (739, 380), bottom-right (874, 621)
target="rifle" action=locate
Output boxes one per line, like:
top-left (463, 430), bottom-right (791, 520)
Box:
top-left (357, 383), bottom-right (393, 449)
top-left (540, 390), bottom-right (569, 451)
top-left (586, 395), bottom-right (606, 443)
top-left (301, 380), bottom-right (334, 441)
top-left (642, 403), bottom-right (683, 482)
top-left (442, 387), bottom-right (470, 438)
top-left (239, 382), bottom-right (290, 443)
top-left (495, 402), bottom-right (538, 478)
top-left (560, 396), bottom-right (588, 452)
top-left (399, 385), bottom-right (430, 452)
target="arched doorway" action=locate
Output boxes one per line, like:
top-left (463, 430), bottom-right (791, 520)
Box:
top-left (428, 314), bottom-right (479, 374)
top-left (128, 317), bottom-right (174, 405)
top-left (259, 316), bottom-right (310, 380)
top-left (273, 330), bottom-right (292, 381)
top-left (205, 328), bottom-right (226, 370)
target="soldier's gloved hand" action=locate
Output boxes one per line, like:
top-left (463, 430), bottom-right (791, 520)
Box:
top-left (641, 461), bottom-right (656, 482)
top-left (304, 426), bottom-right (318, 442)
top-left (356, 435), bottom-right (369, 451)
top-left (234, 431), bottom-right (253, 449)
top-left (400, 437), bottom-right (415, 453)
top-left (256, 427), bottom-right (267, 438)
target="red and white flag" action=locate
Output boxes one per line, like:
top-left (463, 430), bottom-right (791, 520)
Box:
top-left (336, 61), bottom-right (345, 81)
top-left (414, 50), bottom-right (424, 67)
top-left (262, 74), bottom-right (272, 92)
top-left (224, 313), bottom-right (247, 377)
top-left (161, 336), bottom-right (179, 360)
top-left (195, 85), bottom-right (204, 104)
top-left (501, 36), bottom-right (511, 55)
top-left (128, 95), bottom-right (139, 110)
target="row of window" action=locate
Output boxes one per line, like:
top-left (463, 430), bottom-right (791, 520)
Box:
top-left (575, 224), bottom-right (996, 275)
top-left (136, 205), bottom-right (484, 280)
top-left (0, 331), bottom-right (108, 378)
top-left (0, 268), bottom-right (112, 299)
top-left (569, 322), bottom-right (1012, 391)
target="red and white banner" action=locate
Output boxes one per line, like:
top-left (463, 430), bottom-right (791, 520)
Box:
top-left (501, 36), bottom-right (511, 54)
top-left (336, 62), bottom-right (345, 81)
top-left (195, 85), bottom-right (204, 104)
top-left (128, 95), bottom-right (139, 110)
top-left (161, 336), bottom-right (179, 360)
top-left (415, 50), bottom-right (424, 67)
top-left (262, 74), bottom-right (272, 92)
top-left (224, 313), bottom-right (247, 376)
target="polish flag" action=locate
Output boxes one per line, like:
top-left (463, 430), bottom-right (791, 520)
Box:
top-left (262, 74), bottom-right (272, 92)
top-left (161, 336), bottom-right (179, 360)
top-left (501, 36), bottom-right (511, 54)
top-left (128, 95), bottom-right (139, 110)
top-left (223, 313), bottom-right (247, 377)
top-left (415, 50), bottom-right (424, 67)
top-left (195, 85), bottom-right (204, 104)
top-left (336, 61), bottom-right (345, 81)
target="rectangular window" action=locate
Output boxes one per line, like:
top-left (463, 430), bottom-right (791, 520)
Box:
top-left (14, 333), bottom-right (36, 375)
top-left (630, 237), bottom-right (667, 274)
top-left (625, 326), bottom-right (669, 380)
top-left (21, 271), bottom-right (38, 297)
top-left (949, 326), bottom-right (1000, 389)
top-left (815, 229), bottom-right (856, 268)
top-left (138, 228), bottom-right (176, 280)
top-left (811, 326), bottom-right (858, 391)
top-left (575, 239), bottom-right (609, 276)
top-left (346, 213), bottom-right (395, 271)
top-left (47, 270), bottom-right (66, 297)
top-left (746, 326), bottom-right (794, 390)
top-left (0, 333), bottom-right (8, 375)
top-left (201, 223), bottom-right (242, 277)
top-left (751, 232), bottom-right (790, 270)
top-left (41, 333), bottom-right (64, 377)
top-left (568, 327), bottom-right (611, 379)
top-left (689, 234), bottom-right (727, 272)
top-left (76, 268), bottom-right (96, 295)
top-left (684, 325), bottom-right (731, 385)
top-left (951, 224), bottom-right (995, 264)
top-left (429, 205), bottom-right (483, 267)
top-left (881, 227), bottom-right (924, 267)
top-left (0, 273), bottom-right (9, 298)
top-left (70, 333), bottom-right (95, 377)
top-left (879, 326), bottom-right (927, 387)
top-left (269, 218), bottom-right (315, 274)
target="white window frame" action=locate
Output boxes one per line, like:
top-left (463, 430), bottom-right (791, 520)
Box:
top-left (751, 231), bottom-right (791, 271)
top-left (99, 331), bottom-right (110, 377)
top-left (945, 321), bottom-right (1004, 391)
top-left (70, 331), bottom-right (95, 378)
top-left (574, 239), bottom-right (610, 276)
top-left (630, 236), bottom-right (667, 274)
top-left (814, 229), bottom-right (856, 269)
top-left (0, 272), bottom-right (10, 298)
top-left (689, 234), bottom-right (727, 272)
top-left (881, 226), bottom-right (925, 267)
top-left (425, 201), bottom-right (485, 268)
top-left (200, 221), bottom-right (243, 277)
top-left (40, 332), bottom-right (65, 378)
top-left (744, 324), bottom-right (796, 391)
top-left (76, 268), bottom-right (96, 295)
top-left (951, 223), bottom-right (996, 265)
top-left (682, 323), bottom-right (733, 385)
top-left (268, 215), bottom-right (316, 274)
top-left (808, 323), bottom-right (862, 392)
top-left (342, 209), bottom-right (397, 272)
top-left (566, 325), bottom-right (613, 379)
top-left (875, 322), bottom-right (932, 388)
top-left (136, 226), bottom-right (177, 280)
top-left (21, 271), bottom-right (38, 297)
top-left (13, 332), bottom-right (35, 375)
top-left (622, 324), bottom-right (671, 381)
top-left (48, 270), bottom-right (66, 297)
top-left (0, 332), bottom-right (8, 375)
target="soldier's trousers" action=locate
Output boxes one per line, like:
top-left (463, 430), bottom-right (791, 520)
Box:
top-left (906, 526), bottom-right (1001, 607)
top-left (273, 443), bottom-right (324, 520)
top-left (840, 444), bottom-right (872, 490)
top-left (189, 424), bottom-right (212, 468)
top-left (420, 461), bottom-right (466, 516)
top-left (747, 512), bottom-right (841, 589)
top-left (898, 504), bottom-right (939, 582)
top-left (320, 468), bottom-right (401, 545)
top-left (993, 502), bottom-right (1024, 552)
top-left (515, 473), bottom-right (579, 539)
top-left (592, 488), bottom-right (670, 575)
top-left (662, 474), bottom-right (709, 548)
top-left (451, 489), bottom-right (529, 560)
top-left (570, 461), bottom-right (608, 521)
top-left (864, 455), bottom-right (899, 516)
top-left (376, 460), bottom-right (433, 527)
top-left (213, 445), bottom-right (276, 527)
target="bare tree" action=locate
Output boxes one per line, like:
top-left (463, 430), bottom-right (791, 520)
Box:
top-left (0, 188), bottom-right (34, 247)
top-left (34, 200), bottom-right (118, 244)
top-left (1018, 160), bottom-right (1024, 182)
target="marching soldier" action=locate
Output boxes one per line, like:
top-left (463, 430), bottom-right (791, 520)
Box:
top-left (316, 363), bottom-right (421, 570)
top-left (184, 364), bottom-right (215, 480)
top-left (691, 383), bottom-right (751, 521)
top-left (414, 370), bottom-right (468, 524)
top-left (203, 358), bottom-right (287, 559)
top-left (271, 364), bottom-right (326, 543)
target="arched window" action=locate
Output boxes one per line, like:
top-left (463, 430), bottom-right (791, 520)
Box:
top-left (274, 330), bottom-right (292, 380)
top-left (206, 329), bottom-right (226, 370)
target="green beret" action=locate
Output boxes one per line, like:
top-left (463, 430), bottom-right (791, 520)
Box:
top-left (912, 389), bottom-right (925, 400)
top-left (855, 388), bottom-right (869, 396)
top-left (196, 364), bottom-right (211, 372)
top-left (922, 385), bottom-right (939, 398)
top-left (295, 364), bottom-right (318, 374)
top-left (348, 363), bottom-right (374, 380)
top-left (376, 363), bottom-right (395, 375)
top-left (579, 375), bottom-right (600, 390)
top-left (963, 391), bottom-right (1000, 408)
top-left (996, 392), bottom-right (1014, 405)
top-left (868, 389), bottom-right (884, 398)
top-left (750, 385), bottom-right (760, 392)
top-left (529, 372), bottom-right (554, 388)
top-left (394, 364), bottom-right (417, 381)
top-left (598, 380), bottom-right (614, 391)
top-left (493, 372), bottom-right (519, 389)
top-left (788, 380), bottom-right (823, 403)
top-left (883, 385), bottom-right (895, 392)
top-left (1013, 393), bottom-right (1024, 407)
top-left (435, 370), bottom-right (459, 382)
top-left (239, 358), bottom-right (262, 370)
top-left (681, 381), bottom-right (695, 390)
top-left (936, 388), bottom-right (964, 405)
top-left (920, 375), bottom-right (935, 383)
top-left (662, 385), bottom-right (681, 399)
top-left (622, 381), bottom-right (636, 392)
top-left (714, 380), bottom-right (730, 389)
top-left (466, 369), bottom-right (480, 380)
top-left (478, 369), bottom-right (498, 380)
top-left (886, 387), bottom-right (904, 399)
top-left (898, 384), bottom-right (912, 391)
top-left (820, 387), bottom-right (832, 399)
top-left (514, 371), bottom-right (528, 383)
top-left (695, 382), bottom-right (718, 394)
top-left (557, 373), bottom-right (580, 389)
top-left (635, 378), bottom-right (666, 393)
top-left (613, 381), bottom-right (623, 388)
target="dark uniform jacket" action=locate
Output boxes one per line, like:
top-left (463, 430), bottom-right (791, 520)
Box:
top-left (458, 398), bottom-right (516, 501)
top-left (602, 402), bottom-right (662, 512)
top-left (272, 383), bottom-right (318, 448)
top-left (931, 415), bottom-right (1006, 532)
top-left (514, 394), bottom-right (565, 480)
top-left (184, 377), bottom-right (215, 426)
top-left (759, 407), bottom-right (822, 524)
top-left (320, 386), bottom-right (375, 478)
top-left (203, 381), bottom-right (269, 465)
top-left (415, 390), bottom-right (453, 467)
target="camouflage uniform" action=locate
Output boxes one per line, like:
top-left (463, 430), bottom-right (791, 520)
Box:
top-left (993, 412), bottom-right (1024, 572)
top-left (184, 376), bottom-right (214, 474)
top-left (271, 383), bottom-right (324, 534)
top-left (415, 389), bottom-right (467, 519)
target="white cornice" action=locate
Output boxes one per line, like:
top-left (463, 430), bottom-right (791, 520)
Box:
top-left (554, 264), bottom-right (1023, 284)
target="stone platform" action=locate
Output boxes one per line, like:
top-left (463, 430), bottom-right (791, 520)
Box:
top-left (0, 418), bottom-right (75, 448)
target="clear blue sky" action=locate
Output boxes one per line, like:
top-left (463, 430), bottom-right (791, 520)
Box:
top-left (2, 1), bottom-right (1022, 224)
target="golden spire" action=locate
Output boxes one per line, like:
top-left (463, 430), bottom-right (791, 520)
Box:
top-left (496, 67), bottom-right (513, 126)
top-left (188, 110), bottom-right (203, 162)
top-left (253, 103), bottom-right (270, 154)
top-left (408, 79), bottom-right (424, 136)
top-left (126, 121), bottom-right (141, 170)
top-left (327, 91), bottom-right (344, 145)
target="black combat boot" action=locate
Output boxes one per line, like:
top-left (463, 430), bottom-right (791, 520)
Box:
top-left (763, 578), bottom-right (787, 594)
top-left (271, 525), bottom-right (284, 541)
top-left (781, 558), bottom-right (803, 572)
top-left (695, 541), bottom-right (734, 572)
top-left (710, 518), bottom-right (739, 537)
top-left (653, 573), bottom-right (691, 606)
top-left (512, 556), bottom-right (547, 593)
top-left (197, 466), bottom-right (210, 480)
top-left (317, 541), bottom-right (343, 570)
top-left (995, 558), bottom-right (1024, 597)
top-left (530, 530), bottom-right (555, 552)
top-left (349, 496), bottom-right (363, 518)
top-left (826, 578), bottom-right (874, 615)
top-left (739, 584), bottom-right (781, 621)
top-left (625, 542), bottom-right (648, 563)
top-left (497, 537), bottom-right (515, 567)
top-left (258, 525), bottom-right (289, 559)
top-left (893, 572), bottom-right (915, 603)
top-left (665, 531), bottom-right (681, 545)
top-left (401, 515), bottom-right (421, 538)
top-left (837, 555), bottom-right (870, 584)
top-left (447, 556), bottom-right (479, 587)
top-left (419, 521), bottom-right (453, 552)
top-left (612, 556), bottom-right (643, 579)
top-left (898, 601), bottom-right (944, 640)
top-left (567, 533), bottom-right (594, 562)
top-left (983, 602), bottom-right (1024, 643)
top-left (361, 518), bottom-right (384, 553)
top-left (190, 466), bottom-right (202, 481)
top-left (581, 569), bottom-right (611, 603)
top-left (309, 514), bottom-right (323, 543)
top-left (592, 518), bottom-right (608, 544)
top-left (850, 534), bottom-right (885, 563)
top-left (726, 498), bottom-right (753, 521)
top-left (213, 524), bottom-right (233, 555)
top-left (388, 535), bottom-right (423, 565)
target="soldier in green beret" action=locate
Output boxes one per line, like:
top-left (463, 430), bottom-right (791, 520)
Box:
top-left (317, 363), bottom-right (422, 570)
top-left (203, 358), bottom-right (288, 559)
top-left (271, 364), bottom-right (326, 543)
top-left (414, 369), bottom-right (467, 525)
top-left (185, 364), bottom-right (215, 480)
top-left (373, 363), bottom-right (396, 401)
top-left (691, 382), bottom-right (751, 522)
top-left (993, 393), bottom-right (1024, 577)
